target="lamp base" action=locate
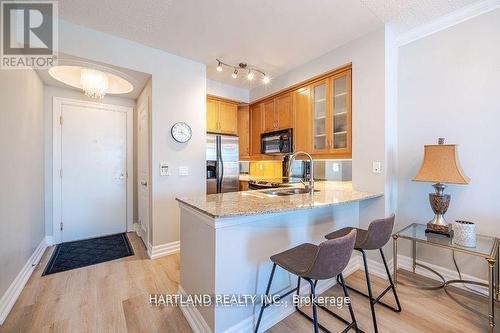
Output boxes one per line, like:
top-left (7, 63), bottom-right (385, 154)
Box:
top-left (425, 221), bottom-right (453, 237)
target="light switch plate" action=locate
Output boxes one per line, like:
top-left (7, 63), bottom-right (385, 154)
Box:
top-left (372, 162), bottom-right (382, 174)
top-left (160, 162), bottom-right (170, 176)
top-left (332, 163), bottom-right (340, 172)
top-left (179, 166), bottom-right (189, 176)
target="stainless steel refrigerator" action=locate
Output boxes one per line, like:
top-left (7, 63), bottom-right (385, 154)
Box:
top-left (206, 134), bottom-right (239, 194)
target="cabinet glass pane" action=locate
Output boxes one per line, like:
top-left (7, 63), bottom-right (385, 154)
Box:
top-left (332, 76), bottom-right (347, 149)
top-left (313, 83), bottom-right (327, 150)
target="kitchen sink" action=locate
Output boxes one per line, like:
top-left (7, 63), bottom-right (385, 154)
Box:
top-left (265, 188), bottom-right (319, 196)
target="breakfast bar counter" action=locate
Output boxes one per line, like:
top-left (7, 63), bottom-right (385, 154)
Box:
top-left (176, 182), bottom-right (382, 332)
top-left (176, 181), bottom-right (381, 220)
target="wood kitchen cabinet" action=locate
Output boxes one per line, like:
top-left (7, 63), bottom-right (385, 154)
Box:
top-left (293, 87), bottom-right (311, 152)
top-left (247, 65), bottom-right (352, 159)
top-left (237, 105), bottom-right (250, 159)
top-left (263, 94), bottom-right (292, 132)
top-left (250, 103), bottom-right (264, 156)
top-left (206, 96), bottom-right (238, 135)
top-left (310, 69), bottom-right (352, 156)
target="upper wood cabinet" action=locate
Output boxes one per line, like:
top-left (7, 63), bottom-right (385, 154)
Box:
top-left (293, 87), bottom-right (311, 152)
top-left (330, 70), bottom-right (352, 154)
top-left (263, 100), bottom-right (275, 132)
top-left (263, 94), bottom-right (293, 132)
top-left (207, 97), bottom-right (219, 133)
top-left (206, 96), bottom-right (238, 135)
top-left (310, 69), bottom-right (352, 156)
top-left (247, 65), bottom-right (352, 159)
top-left (275, 93), bottom-right (292, 130)
top-left (237, 105), bottom-right (250, 159)
top-left (250, 104), bottom-right (264, 156)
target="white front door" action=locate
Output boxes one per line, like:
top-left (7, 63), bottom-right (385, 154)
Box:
top-left (61, 102), bottom-right (127, 242)
top-left (137, 98), bottom-right (149, 246)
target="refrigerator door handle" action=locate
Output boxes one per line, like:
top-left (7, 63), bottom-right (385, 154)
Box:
top-left (216, 136), bottom-right (223, 193)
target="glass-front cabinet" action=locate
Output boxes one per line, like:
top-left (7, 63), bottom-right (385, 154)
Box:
top-left (331, 70), bottom-right (351, 153)
top-left (311, 80), bottom-right (329, 153)
top-left (310, 69), bottom-right (351, 155)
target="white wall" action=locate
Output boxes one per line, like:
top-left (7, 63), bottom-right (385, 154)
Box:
top-left (43, 85), bottom-right (136, 237)
top-left (251, 28), bottom-right (392, 231)
top-left (398, 8), bottom-right (500, 279)
top-left (58, 20), bottom-right (207, 246)
top-left (207, 79), bottom-right (249, 103)
top-left (0, 69), bottom-right (45, 298)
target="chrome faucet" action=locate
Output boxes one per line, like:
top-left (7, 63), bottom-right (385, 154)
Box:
top-left (287, 151), bottom-right (314, 193)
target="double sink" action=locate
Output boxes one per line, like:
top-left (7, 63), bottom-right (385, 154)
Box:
top-left (264, 188), bottom-right (319, 196)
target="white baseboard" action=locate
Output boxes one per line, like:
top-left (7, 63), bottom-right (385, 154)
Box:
top-left (178, 256), bottom-right (361, 333)
top-left (149, 241), bottom-right (180, 260)
top-left (178, 285), bottom-right (212, 333)
top-left (0, 236), bottom-right (50, 325)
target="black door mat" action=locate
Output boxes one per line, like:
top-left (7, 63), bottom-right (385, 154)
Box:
top-left (42, 233), bottom-right (134, 276)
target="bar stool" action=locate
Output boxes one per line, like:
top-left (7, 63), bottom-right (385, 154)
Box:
top-left (254, 230), bottom-right (360, 333)
top-left (325, 214), bottom-right (401, 333)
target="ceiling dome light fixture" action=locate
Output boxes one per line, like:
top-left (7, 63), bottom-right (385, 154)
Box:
top-left (48, 65), bottom-right (134, 99)
top-left (80, 68), bottom-right (109, 99)
top-left (215, 59), bottom-right (269, 84)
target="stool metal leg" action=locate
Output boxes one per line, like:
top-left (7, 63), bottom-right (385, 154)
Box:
top-left (361, 250), bottom-right (379, 333)
top-left (309, 278), bottom-right (320, 333)
top-left (254, 263), bottom-right (276, 333)
top-left (380, 248), bottom-right (402, 312)
top-left (339, 273), bottom-right (360, 333)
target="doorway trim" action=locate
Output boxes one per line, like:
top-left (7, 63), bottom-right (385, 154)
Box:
top-left (52, 97), bottom-right (134, 245)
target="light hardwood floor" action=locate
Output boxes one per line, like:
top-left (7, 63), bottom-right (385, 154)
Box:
top-left (0, 233), bottom-right (497, 333)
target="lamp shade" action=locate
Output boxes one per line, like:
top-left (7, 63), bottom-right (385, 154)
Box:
top-left (413, 143), bottom-right (470, 184)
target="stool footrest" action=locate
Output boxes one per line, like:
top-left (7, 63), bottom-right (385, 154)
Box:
top-left (341, 282), bottom-right (401, 312)
top-left (296, 305), bottom-right (364, 333)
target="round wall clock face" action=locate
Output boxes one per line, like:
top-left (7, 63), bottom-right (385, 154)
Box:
top-left (171, 122), bottom-right (192, 143)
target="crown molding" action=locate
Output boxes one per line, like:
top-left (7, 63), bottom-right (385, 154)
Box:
top-left (396, 0), bottom-right (500, 47)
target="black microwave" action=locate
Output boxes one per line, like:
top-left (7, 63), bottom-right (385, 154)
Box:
top-left (261, 128), bottom-right (293, 154)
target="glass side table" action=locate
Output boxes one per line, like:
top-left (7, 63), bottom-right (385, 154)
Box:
top-left (393, 223), bottom-right (499, 331)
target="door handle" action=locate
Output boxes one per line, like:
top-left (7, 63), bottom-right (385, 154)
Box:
top-left (119, 173), bottom-right (125, 180)
top-left (141, 180), bottom-right (147, 186)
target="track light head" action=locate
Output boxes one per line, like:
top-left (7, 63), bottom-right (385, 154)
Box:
top-left (247, 71), bottom-right (254, 80)
top-left (232, 69), bottom-right (238, 79)
top-left (262, 75), bottom-right (270, 84)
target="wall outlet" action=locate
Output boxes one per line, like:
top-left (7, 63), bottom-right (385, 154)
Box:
top-left (160, 162), bottom-right (170, 176)
top-left (372, 161), bottom-right (382, 174)
top-left (179, 166), bottom-right (189, 176)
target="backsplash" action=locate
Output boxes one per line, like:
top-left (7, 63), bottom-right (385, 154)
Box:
top-left (240, 159), bottom-right (352, 181)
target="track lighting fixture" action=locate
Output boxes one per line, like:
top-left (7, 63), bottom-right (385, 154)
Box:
top-left (215, 59), bottom-right (269, 84)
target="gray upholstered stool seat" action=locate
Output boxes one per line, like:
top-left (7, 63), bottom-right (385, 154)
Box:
top-left (255, 230), bottom-right (361, 333)
top-left (325, 228), bottom-right (369, 249)
top-left (270, 243), bottom-right (317, 277)
top-left (325, 214), bottom-right (401, 333)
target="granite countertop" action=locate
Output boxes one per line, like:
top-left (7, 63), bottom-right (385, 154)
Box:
top-left (176, 181), bottom-right (382, 219)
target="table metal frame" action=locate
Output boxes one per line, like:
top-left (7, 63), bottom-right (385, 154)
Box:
top-left (392, 223), bottom-right (499, 332)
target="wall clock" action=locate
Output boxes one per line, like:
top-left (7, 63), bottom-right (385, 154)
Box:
top-left (171, 122), bottom-right (192, 143)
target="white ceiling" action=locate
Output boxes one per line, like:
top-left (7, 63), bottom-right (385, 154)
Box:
top-left (58, 0), bottom-right (483, 88)
top-left (36, 53), bottom-right (151, 99)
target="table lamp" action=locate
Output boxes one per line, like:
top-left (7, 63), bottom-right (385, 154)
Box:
top-left (413, 138), bottom-right (470, 236)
